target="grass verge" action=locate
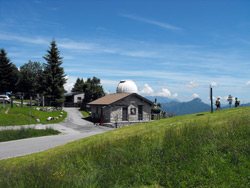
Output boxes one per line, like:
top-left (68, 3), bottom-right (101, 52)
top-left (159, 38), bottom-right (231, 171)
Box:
top-left (0, 107), bottom-right (250, 187)
top-left (0, 104), bottom-right (67, 126)
top-left (79, 110), bottom-right (90, 118)
top-left (0, 127), bottom-right (60, 142)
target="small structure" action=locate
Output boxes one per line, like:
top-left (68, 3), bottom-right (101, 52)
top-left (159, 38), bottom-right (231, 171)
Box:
top-left (88, 80), bottom-right (154, 128)
top-left (64, 92), bottom-right (84, 107)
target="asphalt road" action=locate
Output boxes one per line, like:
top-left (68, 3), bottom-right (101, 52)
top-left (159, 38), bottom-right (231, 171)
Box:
top-left (0, 108), bottom-right (114, 160)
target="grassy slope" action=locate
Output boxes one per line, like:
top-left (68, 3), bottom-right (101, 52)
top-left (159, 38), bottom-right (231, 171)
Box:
top-left (0, 104), bottom-right (67, 126)
top-left (0, 107), bottom-right (250, 187)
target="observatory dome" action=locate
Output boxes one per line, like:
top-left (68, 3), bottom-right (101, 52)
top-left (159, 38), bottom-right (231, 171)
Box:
top-left (116, 80), bottom-right (138, 94)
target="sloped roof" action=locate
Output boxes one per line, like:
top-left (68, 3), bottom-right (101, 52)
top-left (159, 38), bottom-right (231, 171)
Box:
top-left (88, 93), bottom-right (154, 106)
top-left (64, 92), bottom-right (84, 97)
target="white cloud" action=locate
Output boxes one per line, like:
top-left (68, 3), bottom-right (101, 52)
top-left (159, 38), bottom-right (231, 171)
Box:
top-left (172, 93), bottom-right (178, 98)
top-left (105, 90), bottom-right (111, 95)
top-left (246, 81), bottom-right (250, 86)
top-left (139, 84), bottom-right (177, 98)
top-left (156, 88), bottom-right (171, 97)
top-left (185, 81), bottom-right (199, 88)
top-left (0, 33), bottom-right (48, 45)
top-left (140, 84), bottom-right (154, 95)
top-left (58, 39), bottom-right (96, 50)
top-left (121, 14), bottom-right (182, 31)
top-left (193, 93), bottom-right (200, 98)
top-left (211, 81), bottom-right (218, 87)
top-left (64, 75), bottom-right (77, 93)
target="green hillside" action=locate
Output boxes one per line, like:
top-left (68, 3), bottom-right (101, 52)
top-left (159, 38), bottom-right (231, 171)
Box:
top-left (1, 107), bottom-right (250, 187)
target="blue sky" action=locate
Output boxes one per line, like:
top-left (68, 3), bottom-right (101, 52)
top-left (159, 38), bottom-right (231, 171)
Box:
top-left (1, 0), bottom-right (250, 104)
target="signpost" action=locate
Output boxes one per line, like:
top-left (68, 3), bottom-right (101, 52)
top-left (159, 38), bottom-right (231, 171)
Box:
top-left (227, 95), bottom-right (233, 108)
top-left (210, 85), bottom-right (213, 113)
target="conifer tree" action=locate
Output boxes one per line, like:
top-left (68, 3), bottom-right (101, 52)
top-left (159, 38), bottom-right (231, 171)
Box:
top-left (43, 40), bottom-right (66, 106)
top-left (71, 78), bottom-right (84, 92)
top-left (82, 77), bottom-right (105, 103)
top-left (0, 49), bottom-right (19, 93)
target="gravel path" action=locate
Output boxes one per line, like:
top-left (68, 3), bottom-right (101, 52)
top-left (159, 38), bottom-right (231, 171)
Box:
top-left (0, 108), bottom-right (114, 160)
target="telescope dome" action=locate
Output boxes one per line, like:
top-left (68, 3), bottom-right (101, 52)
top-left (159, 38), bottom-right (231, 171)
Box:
top-left (116, 80), bottom-right (138, 94)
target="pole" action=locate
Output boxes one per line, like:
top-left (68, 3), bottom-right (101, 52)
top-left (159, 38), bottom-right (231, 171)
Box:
top-left (210, 85), bottom-right (213, 113)
top-left (29, 97), bottom-right (32, 124)
top-left (2, 98), bottom-right (5, 109)
top-left (11, 96), bottom-right (13, 108)
top-left (21, 95), bottom-right (23, 108)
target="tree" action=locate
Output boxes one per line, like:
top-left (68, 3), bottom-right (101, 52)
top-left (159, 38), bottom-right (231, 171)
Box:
top-left (42, 40), bottom-right (66, 106)
top-left (0, 49), bottom-right (19, 93)
top-left (18, 61), bottom-right (43, 97)
top-left (82, 77), bottom-right (105, 103)
top-left (157, 103), bottom-right (162, 108)
top-left (71, 78), bottom-right (84, 92)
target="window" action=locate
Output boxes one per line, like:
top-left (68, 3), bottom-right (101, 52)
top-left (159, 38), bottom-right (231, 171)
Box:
top-left (130, 108), bottom-right (136, 115)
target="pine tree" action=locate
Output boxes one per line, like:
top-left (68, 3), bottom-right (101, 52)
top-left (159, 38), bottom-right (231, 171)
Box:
top-left (82, 77), bottom-right (105, 103)
top-left (0, 49), bottom-right (19, 93)
top-left (43, 40), bottom-right (66, 106)
top-left (71, 78), bottom-right (84, 92)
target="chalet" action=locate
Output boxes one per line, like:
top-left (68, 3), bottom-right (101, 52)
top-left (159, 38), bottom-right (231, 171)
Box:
top-left (88, 80), bottom-right (154, 128)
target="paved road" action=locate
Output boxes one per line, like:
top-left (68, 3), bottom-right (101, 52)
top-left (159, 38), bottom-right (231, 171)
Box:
top-left (0, 108), bottom-right (114, 160)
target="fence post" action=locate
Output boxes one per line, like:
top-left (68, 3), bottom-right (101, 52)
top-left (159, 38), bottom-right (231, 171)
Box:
top-left (21, 95), bottom-right (23, 108)
top-left (11, 96), bottom-right (13, 108)
top-left (2, 98), bottom-right (5, 108)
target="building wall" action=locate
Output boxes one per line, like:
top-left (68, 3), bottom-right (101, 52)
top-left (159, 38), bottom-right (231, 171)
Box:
top-left (74, 93), bottom-right (85, 103)
top-left (90, 105), bottom-right (110, 123)
top-left (110, 95), bottom-right (152, 122)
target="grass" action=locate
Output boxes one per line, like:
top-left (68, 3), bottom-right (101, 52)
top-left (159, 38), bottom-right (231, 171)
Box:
top-left (13, 99), bottom-right (36, 103)
top-left (79, 110), bottom-right (90, 118)
top-left (0, 104), bottom-right (67, 126)
top-left (0, 127), bottom-right (60, 142)
top-left (0, 107), bottom-right (250, 187)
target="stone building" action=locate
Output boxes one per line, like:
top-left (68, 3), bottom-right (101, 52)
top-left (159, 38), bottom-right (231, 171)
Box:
top-left (88, 80), bottom-right (154, 127)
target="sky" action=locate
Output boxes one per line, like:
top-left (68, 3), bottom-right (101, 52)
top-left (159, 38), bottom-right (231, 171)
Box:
top-left (1, 0), bottom-right (250, 104)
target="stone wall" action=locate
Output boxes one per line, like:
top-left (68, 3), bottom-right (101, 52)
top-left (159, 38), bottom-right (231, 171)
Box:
top-left (110, 95), bottom-right (152, 122)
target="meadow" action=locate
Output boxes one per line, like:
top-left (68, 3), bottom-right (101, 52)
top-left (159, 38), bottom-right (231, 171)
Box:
top-left (0, 104), bottom-right (67, 126)
top-left (0, 107), bottom-right (250, 187)
top-left (0, 127), bottom-right (60, 142)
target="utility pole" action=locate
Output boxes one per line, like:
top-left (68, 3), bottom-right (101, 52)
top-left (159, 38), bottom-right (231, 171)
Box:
top-left (210, 85), bottom-right (213, 113)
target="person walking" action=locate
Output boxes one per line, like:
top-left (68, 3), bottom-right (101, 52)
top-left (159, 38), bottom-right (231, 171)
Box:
top-left (215, 97), bottom-right (221, 110)
top-left (235, 97), bottom-right (240, 107)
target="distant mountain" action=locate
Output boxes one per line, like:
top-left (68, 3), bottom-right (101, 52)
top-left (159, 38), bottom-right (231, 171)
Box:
top-left (161, 98), bottom-right (210, 116)
top-left (145, 96), bottom-right (178, 104)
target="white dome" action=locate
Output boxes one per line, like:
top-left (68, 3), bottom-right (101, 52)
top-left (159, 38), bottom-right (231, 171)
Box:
top-left (116, 80), bottom-right (138, 94)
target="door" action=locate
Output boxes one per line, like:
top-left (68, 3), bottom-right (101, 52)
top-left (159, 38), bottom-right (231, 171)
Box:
top-left (138, 105), bottom-right (143, 120)
top-left (122, 107), bottom-right (128, 121)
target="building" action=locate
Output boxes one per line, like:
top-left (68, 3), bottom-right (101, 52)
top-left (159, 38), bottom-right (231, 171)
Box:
top-left (64, 92), bottom-right (84, 107)
top-left (88, 80), bottom-right (154, 128)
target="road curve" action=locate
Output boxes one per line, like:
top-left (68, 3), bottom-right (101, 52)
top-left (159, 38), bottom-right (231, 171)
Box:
top-left (0, 108), bottom-right (114, 160)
